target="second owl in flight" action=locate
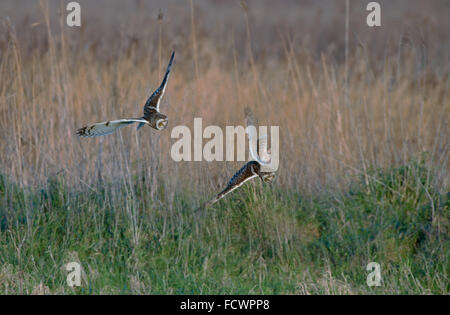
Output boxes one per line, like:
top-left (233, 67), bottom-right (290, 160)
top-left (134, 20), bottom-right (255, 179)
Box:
top-left (204, 108), bottom-right (276, 207)
top-left (76, 51), bottom-right (175, 137)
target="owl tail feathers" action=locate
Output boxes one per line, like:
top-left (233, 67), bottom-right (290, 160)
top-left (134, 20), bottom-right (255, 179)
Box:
top-left (136, 122), bottom-right (145, 131)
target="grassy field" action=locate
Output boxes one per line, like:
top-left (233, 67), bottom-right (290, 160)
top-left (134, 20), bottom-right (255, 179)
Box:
top-left (0, 160), bottom-right (448, 294)
top-left (0, 0), bottom-right (448, 294)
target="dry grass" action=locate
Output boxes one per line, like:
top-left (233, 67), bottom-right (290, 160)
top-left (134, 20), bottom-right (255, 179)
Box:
top-left (0, 0), bottom-right (448, 294)
top-left (0, 1), bottom-right (448, 195)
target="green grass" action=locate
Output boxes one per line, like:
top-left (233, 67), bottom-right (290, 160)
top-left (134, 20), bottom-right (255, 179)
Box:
top-left (0, 161), bottom-right (448, 294)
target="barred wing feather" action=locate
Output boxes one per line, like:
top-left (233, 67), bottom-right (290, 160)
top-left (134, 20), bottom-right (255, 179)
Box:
top-left (76, 118), bottom-right (147, 137)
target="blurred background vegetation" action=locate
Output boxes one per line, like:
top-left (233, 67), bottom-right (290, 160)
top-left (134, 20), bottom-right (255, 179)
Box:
top-left (0, 0), bottom-right (448, 294)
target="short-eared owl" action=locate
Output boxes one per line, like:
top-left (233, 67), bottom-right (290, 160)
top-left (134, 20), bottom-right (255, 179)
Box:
top-left (205, 108), bottom-right (276, 207)
top-left (76, 51), bottom-right (175, 137)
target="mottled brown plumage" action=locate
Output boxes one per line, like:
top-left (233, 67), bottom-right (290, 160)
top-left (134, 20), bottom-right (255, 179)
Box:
top-left (205, 161), bottom-right (275, 207)
top-left (204, 108), bottom-right (277, 208)
top-left (76, 51), bottom-right (174, 137)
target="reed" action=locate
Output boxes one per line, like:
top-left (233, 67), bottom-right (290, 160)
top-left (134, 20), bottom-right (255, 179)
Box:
top-left (0, 0), bottom-right (448, 294)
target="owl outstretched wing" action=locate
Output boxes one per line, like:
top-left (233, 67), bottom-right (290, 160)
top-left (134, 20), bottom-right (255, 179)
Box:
top-left (205, 162), bottom-right (259, 207)
top-left (245, 107), bottom-right (272, 166)
top-left (143, 51), bottom-right (175, 116)
top-left (76, 118), bottom-right (148, 137)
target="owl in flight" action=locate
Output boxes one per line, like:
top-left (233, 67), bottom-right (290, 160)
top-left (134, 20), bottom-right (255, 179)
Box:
top-left (205, 108), bottom-right (277, 207)
top-left (76, 51), bottom-right (175, 137)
